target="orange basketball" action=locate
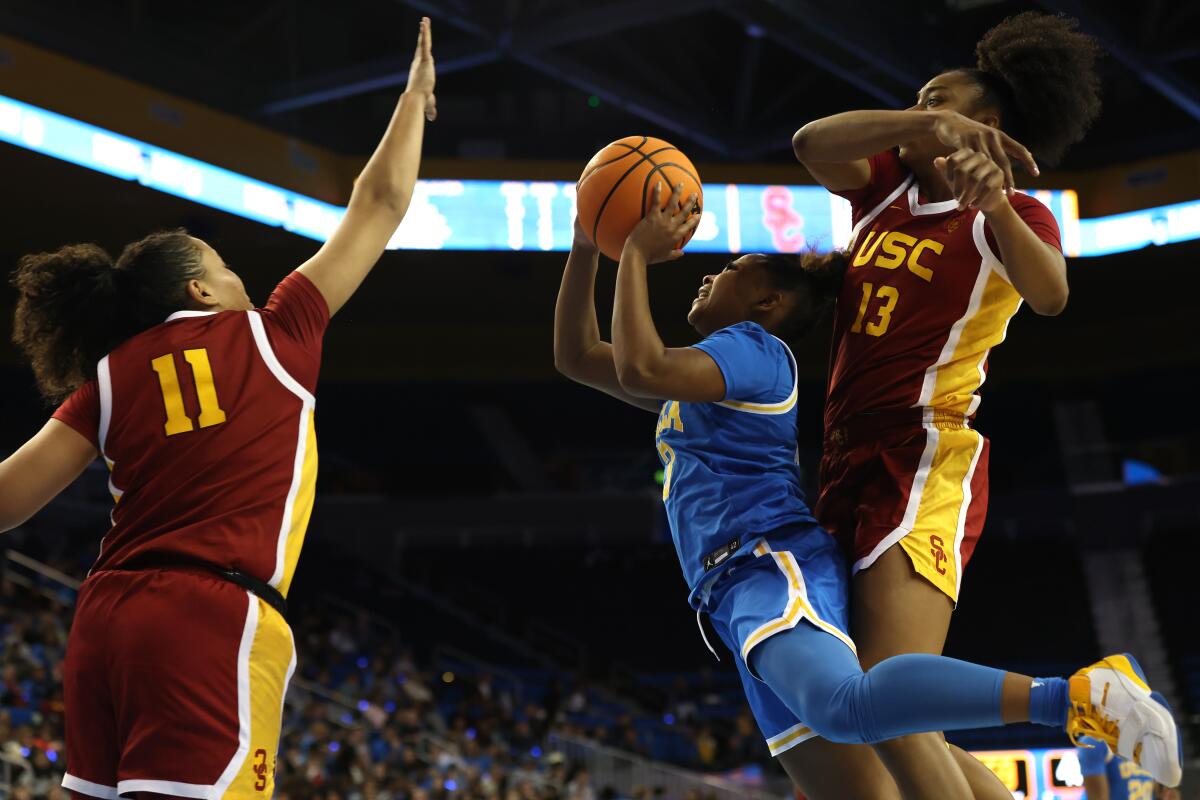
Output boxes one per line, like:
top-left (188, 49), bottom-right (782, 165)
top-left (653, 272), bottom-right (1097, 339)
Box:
top-left (575, 136), bottom-right (703, 262)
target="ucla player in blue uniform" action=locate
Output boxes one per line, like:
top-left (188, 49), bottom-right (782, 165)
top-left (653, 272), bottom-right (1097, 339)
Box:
top-left (552, 180), bottom-right (1182, 800)
top-left (1077, 737), bottom-right (1174, 800)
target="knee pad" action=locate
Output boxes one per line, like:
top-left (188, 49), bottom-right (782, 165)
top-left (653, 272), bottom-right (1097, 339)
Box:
top-left (796, 673), bottom-right (876, 745)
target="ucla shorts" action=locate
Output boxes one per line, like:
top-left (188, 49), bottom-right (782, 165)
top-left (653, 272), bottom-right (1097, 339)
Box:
top-left (703, 522), bottom-right (858, 757)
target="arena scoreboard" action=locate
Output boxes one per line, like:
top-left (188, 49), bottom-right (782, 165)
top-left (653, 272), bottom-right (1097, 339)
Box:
top-left (3, 92), bottom-right (1198, 258)
top-left (972, 747), bottom-right (1091, 800)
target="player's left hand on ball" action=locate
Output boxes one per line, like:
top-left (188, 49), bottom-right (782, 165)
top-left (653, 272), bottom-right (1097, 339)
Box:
top-left (934, 148), bottom-right (1008, 214)
top-left (626, 181), bottom-right (700, 264)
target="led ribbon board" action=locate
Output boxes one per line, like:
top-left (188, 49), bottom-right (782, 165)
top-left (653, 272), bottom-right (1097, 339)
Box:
top-left (3, 93), bottom-right (1196, 257)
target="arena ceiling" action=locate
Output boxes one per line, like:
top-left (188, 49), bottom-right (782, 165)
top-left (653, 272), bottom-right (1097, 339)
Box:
top-left (1, 0), bottom-right (1199, 169)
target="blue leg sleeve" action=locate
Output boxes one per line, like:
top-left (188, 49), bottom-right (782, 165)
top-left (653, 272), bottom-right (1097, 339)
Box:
top-left (750, 621), bottom-right (1010, 744)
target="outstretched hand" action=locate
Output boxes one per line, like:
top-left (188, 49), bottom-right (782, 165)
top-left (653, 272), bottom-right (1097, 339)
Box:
top-left (407, 17), bottom-right (437, 122)
top-left (625, 182), bottom-right (700, 264)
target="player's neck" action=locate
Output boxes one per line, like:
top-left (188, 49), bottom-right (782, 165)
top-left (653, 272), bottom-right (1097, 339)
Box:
top-left (909, 163), bottom-right (955, 203)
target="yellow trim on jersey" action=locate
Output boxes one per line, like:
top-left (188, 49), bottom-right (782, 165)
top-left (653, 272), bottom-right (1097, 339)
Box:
top-left (928, 271), bottom-right (1022, 415)
top-left (740, 541), bottom-right (857, 667)
top-left (221, 600), bottom-right (296, 798)
top-left (714, 333), bottom-right (799, 416)
top-left (717, 393), bottom-right (797, 414)
top-left (278, 409), bottom-right (318, 598)
top-left (896, 427), bottom-right (983, 603)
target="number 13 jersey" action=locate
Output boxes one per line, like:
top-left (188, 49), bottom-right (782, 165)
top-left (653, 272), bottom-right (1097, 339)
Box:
top-left (826, 149), bottom-right (1062, 430)
top-left (53, 272), bottom-right (329, 597)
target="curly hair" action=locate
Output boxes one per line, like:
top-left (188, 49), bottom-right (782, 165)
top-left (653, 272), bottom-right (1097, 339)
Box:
top-left (756, 251), bottom-right (849, 340)
top-left (964, 11), bottom-right (1102, 167)
top-left (11, 230), bottom-right (203, 402)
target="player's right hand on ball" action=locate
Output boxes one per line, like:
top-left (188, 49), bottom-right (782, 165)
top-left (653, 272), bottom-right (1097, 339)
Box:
top-left (625, 182), bottom-right (700, 264)
top-left (406, 16), bottom-right (437, 121)
top-left (572, 217), bottom-right (598, 253)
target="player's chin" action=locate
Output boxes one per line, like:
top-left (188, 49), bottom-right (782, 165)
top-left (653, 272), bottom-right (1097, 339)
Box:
top-left (899, 138), bottom-right (944, 167)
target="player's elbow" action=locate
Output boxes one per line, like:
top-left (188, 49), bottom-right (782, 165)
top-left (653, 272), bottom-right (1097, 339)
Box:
top-left (553, 349), bottom-right (580, 380)
top-left (791, 126), bottom-right (812, 162)
top-left (353, 178), bottom-right (412, 219)
top-left (1029, 284), bottom-right (1068, 316)
top-left (615, 363), bottom-right (659, 398)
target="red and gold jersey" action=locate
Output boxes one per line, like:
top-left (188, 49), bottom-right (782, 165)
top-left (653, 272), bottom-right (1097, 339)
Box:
top-left (53, 272), bottom-right (328, 597)
top-left (825, 150), bottom-right (1061, 429)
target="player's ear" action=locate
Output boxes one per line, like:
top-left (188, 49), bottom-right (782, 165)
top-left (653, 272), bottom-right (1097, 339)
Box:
top-left (975, 109), bottom-right (1001, 129)
top-left (185, 278), bottom-right (219, 309)
top-left (756, 290), bottom-right (784, 311)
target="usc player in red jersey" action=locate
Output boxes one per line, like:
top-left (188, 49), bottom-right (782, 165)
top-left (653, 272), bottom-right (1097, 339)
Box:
top-left (0, 19), bottom-right (436, 799)
top-left (787, 12), bottom-right (1103, 800)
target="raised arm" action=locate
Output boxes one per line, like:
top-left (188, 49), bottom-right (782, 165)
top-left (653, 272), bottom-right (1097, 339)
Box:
top-left (610, 183), bottom-right (722, 403)
top-left (0, 420), bottom-right (97, 533)
top-left (296, 17), bottom-right (437, 316)
top-left (792, 109), bottom-right (1037, 194)
top-left (553, 219), bottom-right (660, 413)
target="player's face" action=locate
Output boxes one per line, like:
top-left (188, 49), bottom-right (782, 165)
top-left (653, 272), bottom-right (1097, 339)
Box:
top-left (899, 71), bottom-right (994, 166)
top-left (190, 237), bottom-right (253, 311)
top-left (688, 255), bottom-right (773, 336)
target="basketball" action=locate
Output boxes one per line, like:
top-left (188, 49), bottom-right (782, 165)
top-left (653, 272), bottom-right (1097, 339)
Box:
top-left (575, 136), bottom-right (704, 261)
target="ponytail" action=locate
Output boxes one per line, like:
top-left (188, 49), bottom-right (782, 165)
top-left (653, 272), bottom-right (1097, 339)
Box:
top-left (799, 250), bottom-right (849, 301)
top-left (757, 250), bottom-right (848, 340)
top-left (12, 245), bottom-right (124, 403)
top-left (11, 229), bottom-right (203, 402)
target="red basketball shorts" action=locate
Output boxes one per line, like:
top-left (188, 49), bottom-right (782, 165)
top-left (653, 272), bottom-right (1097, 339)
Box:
top-left (815, 410), bottom-right (990, 603)
top-left (62, 568), bottom-right (295, 799)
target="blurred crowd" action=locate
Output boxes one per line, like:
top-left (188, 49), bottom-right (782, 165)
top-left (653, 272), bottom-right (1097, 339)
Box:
top-left (1, 579), bottom-right (754, 800)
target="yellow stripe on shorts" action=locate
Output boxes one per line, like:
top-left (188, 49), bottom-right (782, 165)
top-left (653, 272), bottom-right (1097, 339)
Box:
top-left (897, 426), bottom-right (983, 603)
top-left (221, 601), bottom-right (296, 799)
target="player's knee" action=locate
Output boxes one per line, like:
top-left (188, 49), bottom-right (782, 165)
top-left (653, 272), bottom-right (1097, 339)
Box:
top-left (796, 674), bottom-right (875, 745)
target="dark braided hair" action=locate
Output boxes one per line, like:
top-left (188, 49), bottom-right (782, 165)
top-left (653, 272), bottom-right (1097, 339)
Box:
top-left (12, 229), bottom-right (204, 402)
top-left (963, 11), bottom-right (1102, 167)
top-left (756, 251), bottom-right (849, 340)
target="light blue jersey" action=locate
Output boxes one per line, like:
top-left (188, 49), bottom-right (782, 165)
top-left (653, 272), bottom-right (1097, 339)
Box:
top-left (654, 321), bottom-right (819, 606)
top-left (1078, 740), bottom-right (1157, 800)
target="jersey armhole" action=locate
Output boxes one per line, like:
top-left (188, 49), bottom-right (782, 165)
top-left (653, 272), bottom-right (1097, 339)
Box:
top-left (247, 312), bottom-right (316, 406)
top-left (973, 214), bottom-right (1011, 283)
top-left (714, 336), bottom-right (799, 415)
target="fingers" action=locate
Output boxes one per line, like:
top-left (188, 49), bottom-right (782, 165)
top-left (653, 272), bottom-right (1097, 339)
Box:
top-left (999, 130), bottom-right (1038, 177)
top-left (664, 181), bottom-right (684, 216)
top-left (425, 92), bottom-right (437, 122)
top-left (677, 209), bottom-right (701, 237)
top-left (422, 17), bottom-right (433, 59)
top-left (680, 191), bottom-right (699, 219)
top-left (983, 129), bottom-right (1014, 193)
top-left (941, 149), bottom-right (1004, 210)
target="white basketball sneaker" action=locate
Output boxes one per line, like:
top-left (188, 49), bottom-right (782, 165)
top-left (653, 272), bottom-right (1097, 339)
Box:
top-left (1066, 653), bottom-right (1182, 787)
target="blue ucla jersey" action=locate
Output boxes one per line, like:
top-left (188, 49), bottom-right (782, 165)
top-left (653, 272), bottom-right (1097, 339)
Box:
top-left (1077, 742), bottom-right (1156, 800)
top-left (655, 322), bottom-right (819, 606)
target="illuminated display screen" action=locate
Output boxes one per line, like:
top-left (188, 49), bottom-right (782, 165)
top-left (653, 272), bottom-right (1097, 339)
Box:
top-left (971, 747), bottom-right (1091, 800)
top-left (2, 93), bottom-right (1196, 258)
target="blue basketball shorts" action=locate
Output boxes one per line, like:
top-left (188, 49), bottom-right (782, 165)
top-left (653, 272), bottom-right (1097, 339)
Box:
top-left (703, 523), bottom-right (858, 757)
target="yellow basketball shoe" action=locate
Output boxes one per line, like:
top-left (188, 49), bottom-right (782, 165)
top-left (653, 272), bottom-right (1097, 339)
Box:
top-left (1066, 653), bottom-right (1182, 787)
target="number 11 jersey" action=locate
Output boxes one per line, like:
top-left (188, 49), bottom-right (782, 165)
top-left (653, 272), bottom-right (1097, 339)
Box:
top-left (53, 272), bottom-right (329, 597)
top-left (826, 149), bottom-right (1062, 430)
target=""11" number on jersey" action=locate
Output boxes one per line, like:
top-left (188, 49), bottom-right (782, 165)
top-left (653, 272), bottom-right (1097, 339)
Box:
top-left (150, 349), bottom-right (227, 436)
